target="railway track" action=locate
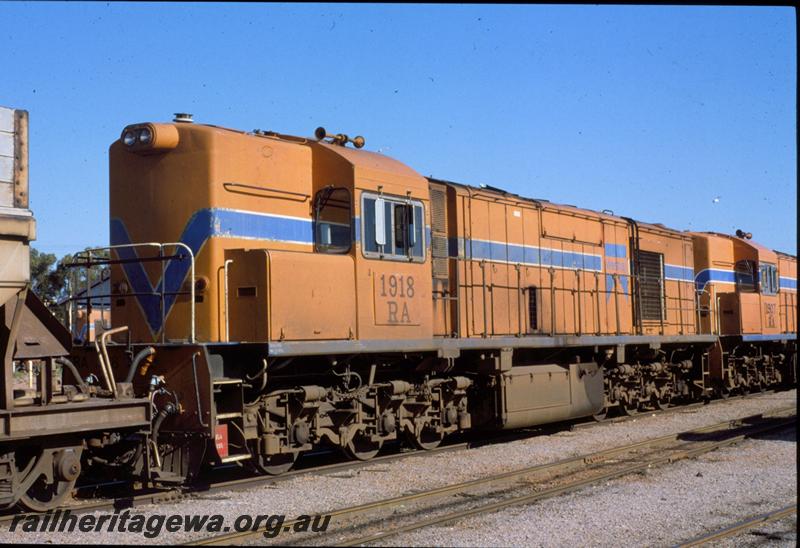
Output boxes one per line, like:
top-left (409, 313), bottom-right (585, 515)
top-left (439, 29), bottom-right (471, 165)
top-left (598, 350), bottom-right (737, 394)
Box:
top-left (568, 389), bottom-right (776, 431)
top-left (0, 421), bottom-right (552, 524)
top-left (675, 503), bottom-right (797, 547)
top-left (187, 404), bottom-right (796, 546)
top-left (0, 389), bottom-right (790, 529)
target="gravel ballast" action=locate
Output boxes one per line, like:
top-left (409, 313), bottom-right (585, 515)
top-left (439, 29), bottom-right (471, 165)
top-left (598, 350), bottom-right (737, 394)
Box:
top-left (1, 389), bottom-right (795, 545)
top-left (381, 417), bottom-right (796, 547)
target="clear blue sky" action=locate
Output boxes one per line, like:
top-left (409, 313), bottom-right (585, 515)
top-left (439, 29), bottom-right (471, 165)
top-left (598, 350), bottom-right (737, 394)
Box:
top-left (1, 3), bottom-right (796, 255)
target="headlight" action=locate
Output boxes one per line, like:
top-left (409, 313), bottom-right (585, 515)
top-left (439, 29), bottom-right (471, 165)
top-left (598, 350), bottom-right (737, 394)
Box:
top-left (123, 130), bottom-right (137, 146)
top-left (120, 123), bottom-right (179, 153)
top-left (138, 127), bottom-right (153, 144)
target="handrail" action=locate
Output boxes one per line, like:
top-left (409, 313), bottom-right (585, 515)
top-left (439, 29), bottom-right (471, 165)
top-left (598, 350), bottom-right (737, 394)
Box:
top-left (223, 259), bottom-right (233, 342)
top-left (451, 257), bottom-right (721, 337)
top-left (67, 241), bottom-right (196, 343)
top-left (222, 182), bottom-right (310, 202)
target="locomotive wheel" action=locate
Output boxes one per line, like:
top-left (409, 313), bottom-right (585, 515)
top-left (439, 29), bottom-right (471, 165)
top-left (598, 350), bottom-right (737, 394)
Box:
top-left (406, 425), bottom-right (444, 451)
top-left (620, 398), bottom-right (639, 416)
top-left (15, 447), bottom-right (82, 512)
top-left (592, 406), bottom-right (609, 422)
top-left (19, 476), bottom-right (77, 513)
top-left (252, 452), bottom-right (297, 475)
top-left (736, 375), bottom-right (748, 395)
top-left (343, 432), bottom-right (383, 461)
top-left (654, 394), bottom-right (671, 411)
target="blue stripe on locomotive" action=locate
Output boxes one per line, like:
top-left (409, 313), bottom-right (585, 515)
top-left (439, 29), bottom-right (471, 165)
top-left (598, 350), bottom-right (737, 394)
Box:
top-left (111, 208), bottom-right (314, 335)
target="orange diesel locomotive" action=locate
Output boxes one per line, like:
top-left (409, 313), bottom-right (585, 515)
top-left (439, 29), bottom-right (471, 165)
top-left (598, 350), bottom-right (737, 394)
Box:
top-left (66, 115), bottom-right (796, 480)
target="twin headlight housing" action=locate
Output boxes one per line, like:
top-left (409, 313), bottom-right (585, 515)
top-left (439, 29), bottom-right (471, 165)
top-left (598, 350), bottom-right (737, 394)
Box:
top-left (120, 123), bottom-right (179, 154)
top-left (122, 127), bottom-right (153, 147)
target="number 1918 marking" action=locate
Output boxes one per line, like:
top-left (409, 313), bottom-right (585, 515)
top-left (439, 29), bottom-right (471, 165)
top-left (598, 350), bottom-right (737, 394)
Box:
top-left (765, 303), bottom-right (777, 328)
top-left (379, 275), bottom-right (415, 298)
top-left (379, 274), bottom-right (415, 324)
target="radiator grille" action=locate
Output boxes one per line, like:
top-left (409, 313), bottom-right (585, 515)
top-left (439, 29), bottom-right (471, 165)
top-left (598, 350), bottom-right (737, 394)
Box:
top-left (528, 286), bottom-right (538, 331)
top-left (430, 186), bottom-right (449, 280)
top-left (638, 250), bottom-right (664, 321)
top-left (430, 188), bottom-right (447, 234)
top-left (432, 238), bottom-right (449, 279)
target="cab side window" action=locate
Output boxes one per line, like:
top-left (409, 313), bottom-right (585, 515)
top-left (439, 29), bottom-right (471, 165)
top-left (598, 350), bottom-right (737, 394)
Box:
top-left (734, 260), bottom-right (757, 293)
top-left (314, 187), bottom-right (352, 253)
top-left (759, 263), bottom-right (779, 295)
top-left (362, 193), bottom-right (425, 261)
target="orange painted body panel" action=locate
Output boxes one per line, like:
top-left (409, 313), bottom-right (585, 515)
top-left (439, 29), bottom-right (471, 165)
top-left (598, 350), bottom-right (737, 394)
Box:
top-left (718, 292), bottom-right (772, 335)
top-left (448, 187), bottom-right (632, 337)
top-left (777, 253), bottom-right (797, 334)
top-left (226, 249), bottom-right (356, 341)
top-left (738, 293), bottom-right (764, 334)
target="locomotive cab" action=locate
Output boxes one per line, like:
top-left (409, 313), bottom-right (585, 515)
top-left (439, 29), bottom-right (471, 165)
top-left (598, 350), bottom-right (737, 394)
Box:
top-left (720, 238), bottom-right (780, 335)
top-left (725, 258), bottom-right (779, 335)
top-left (692, 232), bottom-right (781, 336)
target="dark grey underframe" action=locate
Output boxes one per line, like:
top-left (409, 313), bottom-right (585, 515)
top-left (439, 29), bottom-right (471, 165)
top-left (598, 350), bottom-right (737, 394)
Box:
top-left (264, 334), bottom-right (736, 358)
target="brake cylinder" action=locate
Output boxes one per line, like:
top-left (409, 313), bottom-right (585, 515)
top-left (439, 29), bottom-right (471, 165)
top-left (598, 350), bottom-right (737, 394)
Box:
top-left (300, 385), bottom-right (327, 402)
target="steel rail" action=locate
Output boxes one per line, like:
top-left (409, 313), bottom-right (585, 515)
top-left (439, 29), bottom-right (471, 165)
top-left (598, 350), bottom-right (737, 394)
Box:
top-left (569, 389), bottom-right (780, 432)
top-left (186, 406), bottom-right (796, 546)
top-left (335, 413), bottom-right (797, 547)
top-left (674, 503), bottom-right (797, 547)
